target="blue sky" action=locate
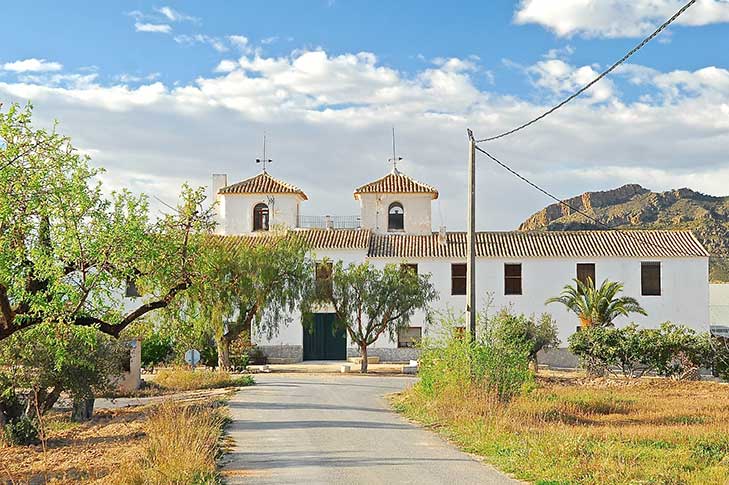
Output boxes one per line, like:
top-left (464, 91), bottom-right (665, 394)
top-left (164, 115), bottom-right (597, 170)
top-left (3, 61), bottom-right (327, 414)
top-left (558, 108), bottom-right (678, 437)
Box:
top-left (2, 1), bottom-right (729, 229)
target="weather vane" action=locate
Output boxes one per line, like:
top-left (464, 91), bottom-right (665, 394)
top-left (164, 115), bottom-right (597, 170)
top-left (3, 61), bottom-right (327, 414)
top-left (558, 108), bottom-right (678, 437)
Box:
top-left (256, 134), bottom-right (272, 173)
top-left (388, 126), bottom-right (403, 174)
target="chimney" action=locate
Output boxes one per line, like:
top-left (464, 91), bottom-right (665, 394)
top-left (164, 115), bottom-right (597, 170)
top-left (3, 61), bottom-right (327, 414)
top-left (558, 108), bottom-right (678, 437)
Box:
top-left (438, 226), bottom-right (447, 245)
top-left (211, 174), bottom-right (228, 201)
top-left (324, 215), bottom-right (333, 230)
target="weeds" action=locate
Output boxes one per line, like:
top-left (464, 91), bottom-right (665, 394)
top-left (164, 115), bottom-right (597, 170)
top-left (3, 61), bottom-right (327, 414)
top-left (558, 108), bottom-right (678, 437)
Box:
top-left (152, 367), bottom-right (253, 391)
top-left (111, 401), bottom-right (227, 484)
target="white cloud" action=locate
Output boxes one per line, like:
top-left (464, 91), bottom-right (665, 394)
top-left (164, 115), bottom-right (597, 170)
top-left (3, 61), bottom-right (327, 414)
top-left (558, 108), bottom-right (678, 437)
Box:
top-left (155, 6), bottom-right (198, 23)
top-left (3, 58), bottom-right (63, 72)
top-left (1, 48), bottom-right (729, 231)
top-left (134, 22), bottom-right (172, 34)
top-left (174, 34), bottom-right (228, 52)
top-left (528, 59), bottom-right (616, 103)
top-left (515, 0), bottom-right (729, 38)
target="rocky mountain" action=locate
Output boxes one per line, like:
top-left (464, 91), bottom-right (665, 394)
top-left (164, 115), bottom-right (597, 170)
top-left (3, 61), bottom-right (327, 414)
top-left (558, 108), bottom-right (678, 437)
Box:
top-left (519, 184), bottom-right (729, 282)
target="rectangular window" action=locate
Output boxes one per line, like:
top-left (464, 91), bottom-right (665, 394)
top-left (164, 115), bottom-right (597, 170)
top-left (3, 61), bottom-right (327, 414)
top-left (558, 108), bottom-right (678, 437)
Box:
top-left (504, 263), bottom-right (522, 295)
top-left (316, 261), bottom-right (333, 298)
top-left (398, 327), bottom-right (422, 348)
top-left (125, 279), bottom-right (141, 298)
top-left (576, 263), bottom-right (596, 287)
top-left (401, 263), bottom-right (418, 274)
top-left (451, 263), bottom-right (467, 295)
top-left (641, 262), bottom-right (661, 296)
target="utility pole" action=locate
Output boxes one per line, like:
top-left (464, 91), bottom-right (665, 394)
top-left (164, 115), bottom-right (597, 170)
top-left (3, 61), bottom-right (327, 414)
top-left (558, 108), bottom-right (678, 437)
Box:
top-left (466, 129), bottom-right (476, 339)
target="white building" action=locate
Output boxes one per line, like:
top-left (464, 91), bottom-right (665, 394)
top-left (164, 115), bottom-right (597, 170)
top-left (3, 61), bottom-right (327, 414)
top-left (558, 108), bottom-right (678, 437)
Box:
top-left (709, 284), bottom-right (729, 338)
top-left (213, 167), bottom-right (710, 365)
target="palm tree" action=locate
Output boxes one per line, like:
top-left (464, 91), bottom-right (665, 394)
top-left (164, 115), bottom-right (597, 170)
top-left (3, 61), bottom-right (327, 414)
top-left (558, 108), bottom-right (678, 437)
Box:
top-left (546, 278), bottom-right (647, 328)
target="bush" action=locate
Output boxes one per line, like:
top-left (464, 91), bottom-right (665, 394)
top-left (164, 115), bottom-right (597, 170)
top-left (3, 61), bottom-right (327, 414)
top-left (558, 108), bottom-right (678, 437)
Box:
top-left (418, 311), bottom-right (533, 403)
top-left (141, 333), bottom-right (173, 370)
top-left (487, 309), bottom-right (560, 369)
top-left (153, 367), bottom-right (253, 391)
top-left (2, 415), bottom-right (39, 446)
top-left (569, 323), bottom-right (712, 379)
top-left (711, 336), bottom-right (729, 379)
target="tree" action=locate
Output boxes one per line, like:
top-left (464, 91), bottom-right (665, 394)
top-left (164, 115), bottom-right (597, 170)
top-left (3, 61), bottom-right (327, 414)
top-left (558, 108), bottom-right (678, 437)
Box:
top-left (173, 232), bottom-right (314, 370)
top-left (488, 309), bottom-right (560, 372)
top-left (0, 103), bottom-right (214, 341)
top-left (0, 323), bottom-right (126, 441)
top-left (546, 278), bottom-right (646, 328)
top-left (320, 262), bottom-right (437, 373)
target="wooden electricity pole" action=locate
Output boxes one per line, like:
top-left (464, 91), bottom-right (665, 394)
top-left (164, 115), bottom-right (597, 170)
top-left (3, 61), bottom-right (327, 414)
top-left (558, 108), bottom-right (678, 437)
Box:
top-left (466, 129), bottom-right (476, 339)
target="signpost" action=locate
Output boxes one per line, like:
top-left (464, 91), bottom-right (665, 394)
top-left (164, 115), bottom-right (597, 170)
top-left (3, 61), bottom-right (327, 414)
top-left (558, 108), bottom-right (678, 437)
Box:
top-left (184, 349), bottom-right (201, 369)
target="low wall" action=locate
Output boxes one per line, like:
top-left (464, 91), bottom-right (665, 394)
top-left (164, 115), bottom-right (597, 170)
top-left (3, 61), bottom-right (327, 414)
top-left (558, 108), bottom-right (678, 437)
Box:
top-left (347, 346), bottom-right (420, 363)
top-left (259, 344), bottom-right (303, 363)
top-left (537, 348), bottom-right (580, 369)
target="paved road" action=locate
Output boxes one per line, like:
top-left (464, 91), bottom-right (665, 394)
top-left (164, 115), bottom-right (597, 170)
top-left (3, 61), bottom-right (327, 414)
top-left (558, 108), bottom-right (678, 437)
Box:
top-left (222, 374), bottom-right (519, 485)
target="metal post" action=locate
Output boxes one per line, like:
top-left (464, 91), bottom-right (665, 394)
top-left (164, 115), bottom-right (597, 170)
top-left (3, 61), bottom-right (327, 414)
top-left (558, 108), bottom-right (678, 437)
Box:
top-left (466, 129), bottom-right (476, 339)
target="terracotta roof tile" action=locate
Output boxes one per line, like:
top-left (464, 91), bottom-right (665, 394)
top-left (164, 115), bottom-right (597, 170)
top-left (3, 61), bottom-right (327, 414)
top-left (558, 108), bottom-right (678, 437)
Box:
top-left (353, 170), bottom-right (438, 200)
top-left (219, 172), bottom-right (308, 200)
top-left (219, 228), bottom-right (371, 251)
top-left (367, 230), bottom-right (708, 259)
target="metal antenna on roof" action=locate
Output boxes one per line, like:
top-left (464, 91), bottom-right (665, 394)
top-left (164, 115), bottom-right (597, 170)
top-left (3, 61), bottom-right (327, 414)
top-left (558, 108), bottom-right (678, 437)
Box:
top-left (256, 133), bottom-right (272, 173)
top-left (388, 127), bottom-right (402, 174)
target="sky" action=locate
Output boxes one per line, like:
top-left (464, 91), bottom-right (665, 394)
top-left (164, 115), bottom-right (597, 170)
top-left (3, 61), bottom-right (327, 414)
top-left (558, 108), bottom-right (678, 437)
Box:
top-left (2, 0), bottom-right (729, 230)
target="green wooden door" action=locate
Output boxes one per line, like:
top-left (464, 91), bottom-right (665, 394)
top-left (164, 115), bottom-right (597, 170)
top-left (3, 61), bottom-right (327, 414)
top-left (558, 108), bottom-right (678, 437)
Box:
top-left (303, 313), bottom-right (346, 360)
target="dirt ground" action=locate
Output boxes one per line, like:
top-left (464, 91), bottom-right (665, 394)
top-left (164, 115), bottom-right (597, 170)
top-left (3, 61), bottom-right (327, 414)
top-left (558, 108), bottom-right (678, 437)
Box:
top-left (0, 388), bottom-right (232, 485)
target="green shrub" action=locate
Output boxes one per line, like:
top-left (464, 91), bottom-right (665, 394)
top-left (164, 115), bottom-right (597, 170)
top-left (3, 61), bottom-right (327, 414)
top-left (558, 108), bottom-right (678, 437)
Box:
top-left (2, 415), bottom-right (39, 445)
top-left (569, 323), bottom-right (713, 379)
top-left (141, 333), bottom-right (173, 370)
top-left (487, 309), bottom-right (560, 369)
top-left (418, 310), bottom-right (533, 403)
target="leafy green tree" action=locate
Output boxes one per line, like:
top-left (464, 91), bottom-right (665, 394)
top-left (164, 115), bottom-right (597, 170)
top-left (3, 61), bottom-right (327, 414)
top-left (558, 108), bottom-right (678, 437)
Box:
top-left (319, 262), bottom-right (437, 373)
top-left (140, 332), bottom-right (174, 371)
top-left (0, 323), bottom-right (126, 440)
top-left (173, 233), bottom-right (314, 370)
top-left (488, 309), bottom-right (560, 371)
top-left (0, 103), bottom-right (214, 340)
top-left (546, 278), bottom-right (646, 328)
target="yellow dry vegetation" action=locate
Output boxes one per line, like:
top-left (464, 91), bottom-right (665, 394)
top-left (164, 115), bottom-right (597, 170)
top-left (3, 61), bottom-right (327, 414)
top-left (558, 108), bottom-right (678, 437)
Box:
top-left (395, 373), bottom-right (729, 485)
top-left (152, 367), bottom-right (254, 391)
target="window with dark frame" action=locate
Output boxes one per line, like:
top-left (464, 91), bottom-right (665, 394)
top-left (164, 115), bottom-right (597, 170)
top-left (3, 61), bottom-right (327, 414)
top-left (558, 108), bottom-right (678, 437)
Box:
top-left (388, 202), bottom-right (404, 231)
top-left (315, 261), bottom-right (333, 299)
top-left (397, 327), bottom-right (422, 348)
top-left (401, 263), bottom-right (418, 275)
top-left (504, 263), bottom-right (522, 295)
top-left (576, 263), bottom-right (596, 287)
top-left (451, 263), bottom-right (467, 295)
top-left (641, 261), bottom-right (661, 296)
top-left (125, 279), bottom-right (141, 298)
top-left (253, 203), bottom-right (269, 231)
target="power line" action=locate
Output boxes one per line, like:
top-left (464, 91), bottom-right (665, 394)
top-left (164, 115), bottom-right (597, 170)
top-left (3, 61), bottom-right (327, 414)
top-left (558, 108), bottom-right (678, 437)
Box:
top-left (473, 144), bottom-right (724, 258)
top-left (476, 0), bottom-right (697, 144)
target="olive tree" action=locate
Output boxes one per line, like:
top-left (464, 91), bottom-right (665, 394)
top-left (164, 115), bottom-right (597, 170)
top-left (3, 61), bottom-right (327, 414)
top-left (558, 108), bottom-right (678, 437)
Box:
top-left (320, 262), bottom-right (437, 373)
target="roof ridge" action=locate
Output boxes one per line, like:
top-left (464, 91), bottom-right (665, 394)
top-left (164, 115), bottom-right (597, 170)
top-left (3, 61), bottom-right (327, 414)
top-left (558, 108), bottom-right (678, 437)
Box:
top-left (354, 170), bottom-right (438, 199)
top-left (219, 171), bottom-right (308, 199)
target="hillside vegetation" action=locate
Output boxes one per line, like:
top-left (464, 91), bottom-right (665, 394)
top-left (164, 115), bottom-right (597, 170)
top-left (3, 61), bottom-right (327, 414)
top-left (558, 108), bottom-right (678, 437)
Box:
top-left (519, 184), bottom-right (729, 282)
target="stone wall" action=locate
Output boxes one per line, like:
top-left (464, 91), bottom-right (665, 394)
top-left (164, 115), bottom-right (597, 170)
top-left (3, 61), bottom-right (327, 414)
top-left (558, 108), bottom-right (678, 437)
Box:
top-left (537, 347), bottom-right (580, 369)
top-left (347, 346), bottom-right (420, 363)
top-left (259, 344), bottom-right (303, 364)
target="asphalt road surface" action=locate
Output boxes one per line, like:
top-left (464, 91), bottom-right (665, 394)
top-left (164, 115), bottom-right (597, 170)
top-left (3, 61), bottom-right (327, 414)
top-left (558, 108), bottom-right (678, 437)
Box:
top-left (222, 374), bottom-right (519, 484)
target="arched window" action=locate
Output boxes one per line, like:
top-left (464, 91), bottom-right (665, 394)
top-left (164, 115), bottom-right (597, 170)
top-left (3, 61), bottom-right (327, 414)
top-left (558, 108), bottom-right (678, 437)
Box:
top-left (388, 202), bottom-right (404, 231)
top-left (253, 203), bottom-right (269, 231)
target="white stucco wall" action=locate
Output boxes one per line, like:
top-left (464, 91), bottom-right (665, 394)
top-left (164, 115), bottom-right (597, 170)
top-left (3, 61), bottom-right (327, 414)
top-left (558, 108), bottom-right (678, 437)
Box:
top-left (254, 254), bottom-right (710, 352)
top-left (358, 193), bottom-right (433, 235)
top-left (710, 284), bottom-right (729, 336)
top-left (215, 193), bottom-right (303, 235)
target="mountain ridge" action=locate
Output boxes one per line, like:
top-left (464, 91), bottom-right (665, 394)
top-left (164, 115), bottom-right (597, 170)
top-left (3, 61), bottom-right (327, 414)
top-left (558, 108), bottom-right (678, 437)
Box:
top-left (518, 184), bottom-right (729, 282)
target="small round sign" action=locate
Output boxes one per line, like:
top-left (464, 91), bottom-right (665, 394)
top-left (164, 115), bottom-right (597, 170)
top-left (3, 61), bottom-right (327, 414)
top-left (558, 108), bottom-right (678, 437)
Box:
top-left (184, 349), bottom-right (201, 367)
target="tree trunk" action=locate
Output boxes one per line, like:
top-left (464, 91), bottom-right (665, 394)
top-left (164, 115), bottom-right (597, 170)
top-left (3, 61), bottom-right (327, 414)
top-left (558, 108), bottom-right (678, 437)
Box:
top-left (217, 335), bottom-right (231, 371)
top-left (360, 344), bottom-right (369, 373)
top-left (71, 398), bottom-right (95, 422)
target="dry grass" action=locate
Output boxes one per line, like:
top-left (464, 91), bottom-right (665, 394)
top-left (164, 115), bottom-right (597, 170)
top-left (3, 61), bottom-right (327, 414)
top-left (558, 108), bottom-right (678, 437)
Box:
top-left (395, 373), bottom-right (729, 485)
top-left (109, 401), bottom-right (227, 485)
top-left (152, 367), bottom-right (254, 391)
top-left (0, 407), bottom-right (148, 484)
top-left (1, 390), bottom-right (235, 484)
